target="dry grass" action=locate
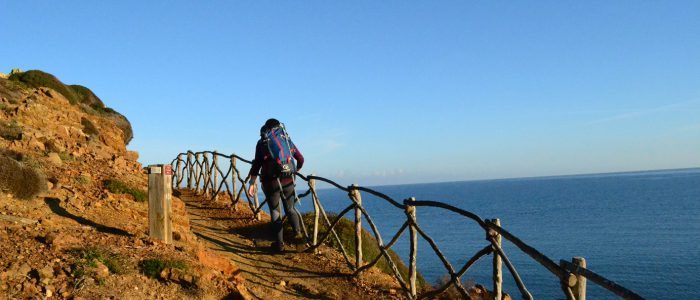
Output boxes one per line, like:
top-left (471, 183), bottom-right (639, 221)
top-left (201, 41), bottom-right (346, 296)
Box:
top-left (0, 155), bottom-right (47, 199)
top-left (0, 121), bottom-right (22, 141)
top-left (80, 117), bottom-right (99, 137)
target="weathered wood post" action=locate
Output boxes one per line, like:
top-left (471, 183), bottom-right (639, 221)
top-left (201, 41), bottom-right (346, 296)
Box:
top-left (187, 152), bottom-right (193, 189)
top-left (194, 153), bottom-right (201, 193)
top-left (573, 257), bottom-right (587, 300)
top-left (491, 218), bottom-right (503, 300)
top-left (406, 197), bottom-right (417, 298)
top-left (148, 164), bottom-right (173, 244)
top-left (212, 151), bottom-right (219, 200)
top-left (230, 154), bottom-right (237, 203)
top-left (351, 184), bottom-right (363, 269)
top-left (175, 154), bottom-right (183, 188)
top-left (309, 175), bottom-right (320, 253)
top-left (203, 154), bottom-right (210, 197)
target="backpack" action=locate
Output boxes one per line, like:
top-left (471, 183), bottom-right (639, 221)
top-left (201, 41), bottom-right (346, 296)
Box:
top-left (262, 124), bottom-right (296, 178)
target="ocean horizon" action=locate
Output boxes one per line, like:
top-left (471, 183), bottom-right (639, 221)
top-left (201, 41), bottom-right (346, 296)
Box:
top-left (293, 167), bottom-right (700, 299)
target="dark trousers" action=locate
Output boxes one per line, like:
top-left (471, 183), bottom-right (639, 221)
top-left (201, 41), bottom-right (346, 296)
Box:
top-left (263, 180), bottom-right (302, 245)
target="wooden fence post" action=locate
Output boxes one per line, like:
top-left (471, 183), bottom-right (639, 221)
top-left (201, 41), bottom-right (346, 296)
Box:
top-left (187, 152), bottom-right (193, 189)
top-left (203, 154), bottom-right (210, 197)
top-left (406, 196), bottom-right (417, 298)
top-left (491, 218), bottom-right (503, 300)
top-left (573, 257), bottom-right (587, 300)
top-left (231, 155), bottom-right (237, 203)
top-left (175, 154), bottom-right (182, 188)
top-left (309, 175), bottom-right (320, 253)
top-left (351, 184), bottom-right (363, 269)
top-left (148, 164), bottom-right (172, 244)
top-left (212, 151), bottom-right (219, 200)
top-left (194, 153), bottom-right (201, 193)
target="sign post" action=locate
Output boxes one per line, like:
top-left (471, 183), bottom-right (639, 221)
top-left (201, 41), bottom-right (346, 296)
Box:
top-left (148, 164), bottom-right (173, 244)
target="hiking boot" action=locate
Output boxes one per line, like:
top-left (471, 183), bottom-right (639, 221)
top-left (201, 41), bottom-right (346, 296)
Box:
top-left (271, 241), bottom-right (284, 253)
top-left (291, 232), bottom-right (306, 245)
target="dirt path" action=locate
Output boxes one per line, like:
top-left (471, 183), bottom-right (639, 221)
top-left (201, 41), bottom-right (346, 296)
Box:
top-left (179, 190), bottom-right (402, 300)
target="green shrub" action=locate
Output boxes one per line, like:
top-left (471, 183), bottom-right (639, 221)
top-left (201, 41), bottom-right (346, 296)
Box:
top-left (139, 258), bottom-right (188, 278)
top-left (70, 84), bottom-right (105, 110)
top-left (58, 152), bottom-right (74, 161)
top-left (0, 103), bottom-right (10, 113)
top-left (70, 247), bottom-right (125, 277)
top-left (9, 70), bottom-right (80, 104)
top-left (0, 155), bottom-right (46, 199)
top-left (295, 213), bottom-right (428, 289)
top-left (80, 117), bottom-right (99, 137)
top-left (76, 175), bottom-right (91, 185)
top-left (104, 179), bottom-right (147, 202)
top-left (8, 70), bottom-right (134, 144)
top-left (0, 121), bottom-right (22, 141)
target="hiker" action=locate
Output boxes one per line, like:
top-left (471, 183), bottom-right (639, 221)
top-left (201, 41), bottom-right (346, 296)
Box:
top-left (246, 118), bottom-right (305, 252)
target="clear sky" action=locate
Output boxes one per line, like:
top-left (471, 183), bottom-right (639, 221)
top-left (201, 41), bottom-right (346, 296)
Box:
top-left (2, 1), bottom-right (699, 185)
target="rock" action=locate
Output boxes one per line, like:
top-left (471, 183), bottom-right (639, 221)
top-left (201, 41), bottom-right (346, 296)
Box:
top-left (278, 280), bottom-right (286, 287)
top-left (94, 261), bottom-right (110, 279)
top-left (44, 232), bottom-right (81, 251)
top-left (196, 247), bottom-right (239, 278)
top-left (38, 265), bottom-right (54, 284)
top-left (181, 274), bottom-right (194, 285)
top-left (18, 263), bottom-right (32, 277)
top-left (125, 151), bottom-right (139, 161)
top-left (47, 152), bottom-right (62, 165)
top-left (28, 137), bottom-right (45, 151)
top-left (159, 268), bottom-right (171, 280)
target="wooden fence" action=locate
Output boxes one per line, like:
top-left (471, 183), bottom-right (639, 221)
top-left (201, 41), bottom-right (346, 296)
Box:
top-left (170, 150), bottom-right (643, 300)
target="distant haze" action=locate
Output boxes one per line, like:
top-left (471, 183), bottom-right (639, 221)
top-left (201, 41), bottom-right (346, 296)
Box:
top-left (2, 2), bottom-right (699, 185)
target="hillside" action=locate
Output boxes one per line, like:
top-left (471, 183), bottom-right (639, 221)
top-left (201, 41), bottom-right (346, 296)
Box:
top-left (0, 70), bottom-right (249, 299)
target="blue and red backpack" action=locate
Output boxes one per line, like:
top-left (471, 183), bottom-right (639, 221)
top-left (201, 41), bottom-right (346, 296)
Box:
top-left (262, 124), bottom-right (296, 178)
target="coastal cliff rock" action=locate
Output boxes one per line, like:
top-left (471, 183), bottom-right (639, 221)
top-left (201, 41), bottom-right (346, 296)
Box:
top-left (0, 70), bottom-right (248, 299)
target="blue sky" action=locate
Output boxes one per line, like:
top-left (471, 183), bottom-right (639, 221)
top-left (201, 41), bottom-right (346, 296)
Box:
top-left (2, 1), bottom-right (699, 185)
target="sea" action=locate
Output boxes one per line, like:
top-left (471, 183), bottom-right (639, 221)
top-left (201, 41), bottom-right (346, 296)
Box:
top-left (292, 168), bottom-right (700, 299)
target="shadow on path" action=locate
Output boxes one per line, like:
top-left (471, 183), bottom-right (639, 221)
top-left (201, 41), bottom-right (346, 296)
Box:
top-left (44, 197), bottom-right (132, 237)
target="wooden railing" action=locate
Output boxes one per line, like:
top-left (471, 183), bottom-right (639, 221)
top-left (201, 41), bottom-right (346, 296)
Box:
top-left (170, 150), bottom-right (643, 300)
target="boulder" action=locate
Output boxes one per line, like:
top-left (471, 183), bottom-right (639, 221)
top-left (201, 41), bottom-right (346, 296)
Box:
top-left (47, 152), bottom-right (62, 165)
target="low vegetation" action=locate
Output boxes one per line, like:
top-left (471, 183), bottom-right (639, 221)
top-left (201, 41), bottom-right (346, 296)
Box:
top-left (80, 117), bottom-right (100, 137)
top-left (293, 213), bottom-right (429, 290)
top-left (139, 258), bottom-right (188, 279)
top-left (0, 155), bottom-right (46, 199)
top-left (104, 179), bottom-right (147, 202)
top-left (7, 70), bottom-right (133, 144)
top-left (70, 247), bottom-right (125, 278)
top-left (0, 121), bottom-right (22, 141)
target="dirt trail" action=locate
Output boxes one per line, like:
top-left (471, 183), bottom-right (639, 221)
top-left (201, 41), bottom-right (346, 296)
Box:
top-left (179, 190), bottom-right (402, 300)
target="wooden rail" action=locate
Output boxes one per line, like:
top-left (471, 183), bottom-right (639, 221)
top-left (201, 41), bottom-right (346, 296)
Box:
top-left (170, 150), bottom-right (644, 300)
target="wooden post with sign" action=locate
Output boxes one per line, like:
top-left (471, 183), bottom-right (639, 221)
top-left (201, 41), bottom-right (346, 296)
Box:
top-left (148, 164), bottom-right (173, 244)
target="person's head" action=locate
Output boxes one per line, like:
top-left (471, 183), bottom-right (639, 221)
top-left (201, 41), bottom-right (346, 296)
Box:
top-left (260, 118), bottom-right (281, 136)
top-left (264, 118), bottom-right (280, 129)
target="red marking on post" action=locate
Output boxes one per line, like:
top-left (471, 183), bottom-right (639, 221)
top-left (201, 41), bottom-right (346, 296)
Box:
top-left (164, 165), bottom-right (173, 175)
